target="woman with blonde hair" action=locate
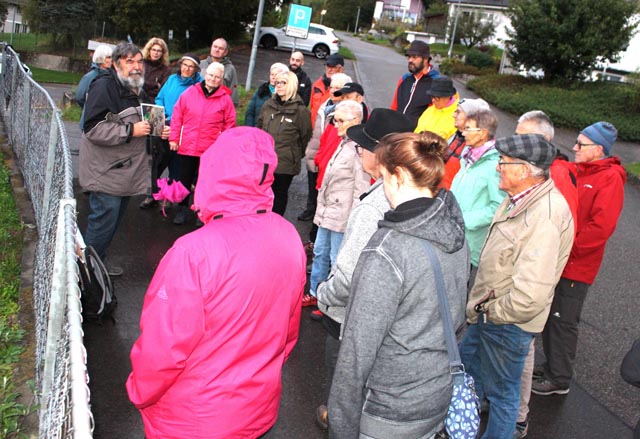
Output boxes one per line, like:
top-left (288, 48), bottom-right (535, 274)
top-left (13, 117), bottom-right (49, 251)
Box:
top-left (142, 37), bottom-right (170, 101)
top-left (329, 131), bottom-right (469, 438)
top-left (258, 71), bottom-right (312, 215)
top-left (245, 62), bottom-right (289, 127)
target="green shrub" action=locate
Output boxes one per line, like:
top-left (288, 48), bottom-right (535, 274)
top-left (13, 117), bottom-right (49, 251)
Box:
top-left (464, 49), bottom-right (495, 69)
top-left (467, 74), bottom-right (640, 141)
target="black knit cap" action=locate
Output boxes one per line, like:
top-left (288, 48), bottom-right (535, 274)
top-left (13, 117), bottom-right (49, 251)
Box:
top-left (495, 134), bottom-right (557, 170)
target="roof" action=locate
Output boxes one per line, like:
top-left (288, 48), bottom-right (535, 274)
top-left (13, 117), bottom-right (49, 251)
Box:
top-left (446, 0), bottom-right (509, 8)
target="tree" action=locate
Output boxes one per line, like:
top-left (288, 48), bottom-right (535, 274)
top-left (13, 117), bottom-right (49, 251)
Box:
top-left (507, 0), bottom-right (639, 82)
top-left (0, 1), bottom-right (7, 26)
top-left (25, 0), bottom-right (95, 49)
top-left (456, 11), bottom-right (496, 48)
top-left (325, 0), bottom-right (376, 31)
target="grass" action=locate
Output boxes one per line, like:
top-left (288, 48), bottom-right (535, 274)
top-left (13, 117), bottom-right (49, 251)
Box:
top-left (338, 46), bottom-right (355, 60)
top-left (62, 103), bottom-right (82, 122)
top-left (467, 74), bottom-right (640, 142)
top-left (0, 33), bottom-right (53, 52)
top-left (0, 160), bottom-right (34, 436)
top-left (625, 162), bottom-right (640, 179)
top-left (29, 67), bottom-right (83, 85)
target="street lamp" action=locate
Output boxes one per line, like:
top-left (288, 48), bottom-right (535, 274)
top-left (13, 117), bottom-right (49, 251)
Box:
top-left (321, 9), bottom-right (327, 24)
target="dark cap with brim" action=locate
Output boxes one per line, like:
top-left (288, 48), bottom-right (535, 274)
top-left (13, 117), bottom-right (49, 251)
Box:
top-left (333, 82), bottom-right (364, 97)
top-left (405, 40), bottom-right (430, 58)
top-left (325, 54), bottom-right (344, 66)
top-left (347, 109), bottom-right (413, 152)
top-left (495, 134), bottom-right (557, 170)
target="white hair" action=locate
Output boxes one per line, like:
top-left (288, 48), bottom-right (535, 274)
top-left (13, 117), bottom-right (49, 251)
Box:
top-left (335, 100), bottom-right (363, 122)
top-left (518, 110), bottom-right (555, 141)
top-left (206, 62), bottom-right (225, 75)
top-left (270, 62), bottom-right (289, 75)
top-left (330, 73), bottom-right (352, 89)
top-left (93, 45), bottom-right (112, 64)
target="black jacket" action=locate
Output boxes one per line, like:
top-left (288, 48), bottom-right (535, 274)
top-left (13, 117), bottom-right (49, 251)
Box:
top-left (294, 68), bottom-right (312, 106)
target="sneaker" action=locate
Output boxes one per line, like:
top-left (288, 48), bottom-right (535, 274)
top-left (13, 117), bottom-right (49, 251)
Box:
top-left (531, 376), bottom-right (569, 395)
top-left (298, 210), bottom-right (315, 221)
top-left (106, 265), bottom-right (123, 277)
top-left (316, 405), bottom-right (328, 430)
top-left (139, 196), bottom-right (158, 209)
top-left (310, 310), bottom-right (323, 321)
top-left (302, 294), bottom-right (317, 307)
top-left (532, 364), bottom-right (546, 379)
top-left (513, 418), bottom-right (529, 438)
top-left (173, 206), bottom-right (188, 225)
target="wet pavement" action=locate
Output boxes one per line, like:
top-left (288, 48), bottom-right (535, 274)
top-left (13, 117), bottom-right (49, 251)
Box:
top-left (44, 37), bottom-right (640, 438)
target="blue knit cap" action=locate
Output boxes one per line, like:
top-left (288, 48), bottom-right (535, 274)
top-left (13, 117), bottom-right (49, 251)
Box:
top-left (580, 122), bottom-right (617, 156)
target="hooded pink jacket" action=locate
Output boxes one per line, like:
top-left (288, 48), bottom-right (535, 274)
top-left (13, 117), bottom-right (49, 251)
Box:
top-left (126, 127), bottom-right (306, 438)
top-left (169, 82), bottom-right (236, 157)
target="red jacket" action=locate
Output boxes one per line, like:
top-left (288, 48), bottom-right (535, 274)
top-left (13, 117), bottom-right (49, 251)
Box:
top-left (314, 124), bottom-right (341, 189)
top-left (127, 127), bottom-right (306, 438)
top-left (562, 156), bottom-right (626, 284)
top-left (169, 83), bottom-right (236, 157)
top-left (310, 75), bottom-right (331, 129)
top-left (550, 159), bottom-right (579, 235)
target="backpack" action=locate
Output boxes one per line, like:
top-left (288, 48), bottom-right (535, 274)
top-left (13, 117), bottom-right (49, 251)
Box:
top-left (77, 244), bottom-right (117, 323)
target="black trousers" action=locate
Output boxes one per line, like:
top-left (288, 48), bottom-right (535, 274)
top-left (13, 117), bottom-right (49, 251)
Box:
top-left (150, 137), bottom-right (171, 194)
top-left (272, 173), bottom-right (294, 216)
top-left (542, 277), bottom-right (589, 387)
top-left (177, 155), bottom-right (200, 206)
top-left (305, 170), bottom-right (318, 212)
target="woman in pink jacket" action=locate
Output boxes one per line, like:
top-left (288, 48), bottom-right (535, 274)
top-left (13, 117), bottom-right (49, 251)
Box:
top-left (169, 61), bottom-right (236, 225)
top-left (127, 127), bottom-right (307, 439)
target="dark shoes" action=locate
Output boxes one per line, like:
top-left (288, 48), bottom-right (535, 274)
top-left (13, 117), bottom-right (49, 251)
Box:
top-left (514, 417), bottom-right (529, 438)
top-left (298, 210), bottom-right (315, 221)
top-left (531, 376), bottom-right (570, 395)
top-left (310, 309), bottom-right (323, 321)
top-left (139, 196), bottom-right (158, 209)
top-left (106, 265), bottom-right (123, 277)
top-left (173, 206), bottom-right (188, 225)
top-left (316, 405), bottom-right (328, 430)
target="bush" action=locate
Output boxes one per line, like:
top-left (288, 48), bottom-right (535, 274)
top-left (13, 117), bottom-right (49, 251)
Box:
top-left (467, 74), bottom-right (640, 141)
top-left (464, 49), bottom-right (495, 69)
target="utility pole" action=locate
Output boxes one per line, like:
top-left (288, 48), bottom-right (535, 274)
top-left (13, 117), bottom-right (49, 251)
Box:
top-left (447, 0), bottom-right (462, 58)
top-left (354, 6), bottom-right (361, 34)
top-left (246, 0), bottom-right (266, 91)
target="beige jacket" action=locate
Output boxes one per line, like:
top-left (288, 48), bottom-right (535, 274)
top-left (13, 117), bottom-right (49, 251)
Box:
top-left (313, 138), bottom-right (371, 233)
top-left (467, 178), bottom-right (574, 333)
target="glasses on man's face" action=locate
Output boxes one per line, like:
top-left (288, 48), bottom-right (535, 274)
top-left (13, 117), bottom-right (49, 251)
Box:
top-left (575, 140), bottom-right (598, 150)
top-left (334, 118), bottom-right (354, 126)
top-left (497, 157), bottom-right (528, 169)
top-left (275, 81), bottom-right (288, 86)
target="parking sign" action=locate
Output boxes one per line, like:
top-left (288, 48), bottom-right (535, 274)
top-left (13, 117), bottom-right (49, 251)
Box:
top-left (286, 4), bottom-right (312, 39)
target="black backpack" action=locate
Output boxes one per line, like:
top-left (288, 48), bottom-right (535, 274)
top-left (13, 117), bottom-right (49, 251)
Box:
top-left (77, 245), bottom-right (117, 323)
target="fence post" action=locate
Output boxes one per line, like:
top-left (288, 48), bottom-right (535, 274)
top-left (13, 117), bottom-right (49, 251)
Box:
top-left (41, 113), bottom-right (60, 230)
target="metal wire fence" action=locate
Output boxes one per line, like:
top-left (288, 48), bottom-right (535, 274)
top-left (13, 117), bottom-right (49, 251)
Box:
top-left (0, 44), bottom-right (93, 438)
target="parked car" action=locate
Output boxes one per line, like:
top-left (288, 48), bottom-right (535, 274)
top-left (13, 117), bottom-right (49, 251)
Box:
top-left (259, 23), bottom-right (340, 59)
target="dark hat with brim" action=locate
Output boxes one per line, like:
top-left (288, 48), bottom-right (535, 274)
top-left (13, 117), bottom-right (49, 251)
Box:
top-left (427, 77), bottom-right (456, 97)
top-left (405, 40), bottom-right (430, 58)
top-left (325, 54), bottom-right (345, 66)
top-left (347, 109), bottom-right (413, 152)
top-left (334, 82), bottom-right (364, 97)
top-left (495, 134), bottom-right (557, 170)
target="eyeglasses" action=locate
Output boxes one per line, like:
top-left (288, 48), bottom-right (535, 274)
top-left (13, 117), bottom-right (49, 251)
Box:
top-left (334, 118), bottom-right (355, 125)
top-left (497, 160), bottom-right (528, 169)
top-left (275, 81), bottom-right (288, 86)
top-left (150, 48), bottom-right (163, 53)
top-left (575, 140), bottom-right (598, 150)
top-left (462, 127), bottom-right (483, 133)
top-left (181, 63), bottom-right (197, 70)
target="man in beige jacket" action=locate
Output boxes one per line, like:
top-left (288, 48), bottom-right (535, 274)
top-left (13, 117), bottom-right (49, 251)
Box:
top-left (458, 134), bottom-right (574, 439)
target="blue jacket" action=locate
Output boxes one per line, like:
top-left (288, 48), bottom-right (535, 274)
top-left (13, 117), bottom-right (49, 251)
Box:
top-left (155, 72), bottom-right (203, 121)
top-left (77, 64), bottom-right (108, 131)
top-left (244, 82), bottom-right (273, 127)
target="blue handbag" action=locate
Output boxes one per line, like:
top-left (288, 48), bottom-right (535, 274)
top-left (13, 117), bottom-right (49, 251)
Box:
top-left (421, 240), bottom-right (480, 439)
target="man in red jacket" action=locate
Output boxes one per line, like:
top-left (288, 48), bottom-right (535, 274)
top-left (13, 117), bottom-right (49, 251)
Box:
top-left (533, 121), bottom-right (626, 396)
top-left (310, 53), bottom-right (344, 129)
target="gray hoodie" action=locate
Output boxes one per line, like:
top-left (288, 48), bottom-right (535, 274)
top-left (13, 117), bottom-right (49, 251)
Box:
top-left (328, 190), bottom-right (469, 439)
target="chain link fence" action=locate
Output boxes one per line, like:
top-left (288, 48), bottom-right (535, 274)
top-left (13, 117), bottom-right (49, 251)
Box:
top-left (0, 44), bottom-right (93, 438)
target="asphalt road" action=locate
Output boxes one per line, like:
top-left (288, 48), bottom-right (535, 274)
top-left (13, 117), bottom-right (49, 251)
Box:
top-left (45, 33), bottom-right (640, 438)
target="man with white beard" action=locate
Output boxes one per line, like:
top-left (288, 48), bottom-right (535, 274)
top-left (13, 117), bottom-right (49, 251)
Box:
top-left (79, 42), bottom-right (170, 276)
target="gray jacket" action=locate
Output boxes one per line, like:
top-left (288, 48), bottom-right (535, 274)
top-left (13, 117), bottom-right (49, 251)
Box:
top-left (79, 69), bottom-right (151, 196)
top-left (328, 190), bottom-right (470, 439)
top-left (317, 180), bottom-right (388, 325)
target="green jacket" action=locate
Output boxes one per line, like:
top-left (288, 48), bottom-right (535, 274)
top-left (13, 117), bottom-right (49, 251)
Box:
top-left (258, 95), bottom-right (312, 175)
top-left (450, 147), bottom-right (505, 266)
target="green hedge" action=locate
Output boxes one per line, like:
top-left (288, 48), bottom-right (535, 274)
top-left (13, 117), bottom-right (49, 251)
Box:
top-left (467, 75), bottom-right (640, 142)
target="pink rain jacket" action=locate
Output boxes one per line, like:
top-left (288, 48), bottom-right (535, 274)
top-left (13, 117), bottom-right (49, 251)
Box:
top-left (169, 82), bottom-right (236, 157)
top-left (126, 127), bottom-right (306, 438)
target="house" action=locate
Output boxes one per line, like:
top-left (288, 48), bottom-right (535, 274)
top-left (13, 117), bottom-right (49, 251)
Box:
top-left (1, 1), bottom-right (29, 34)
top-left (380, 0), bottom-right (425, 25)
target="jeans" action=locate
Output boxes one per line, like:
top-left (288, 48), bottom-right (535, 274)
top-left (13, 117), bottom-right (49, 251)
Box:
top-left (309, 226), bottom-right (344, 296)
top-left (459, 319), bottom-right (534, 439)
top-left (542, 277), bottom-right (589, 387)
top-left (84, 192), bottom-right (130, 260)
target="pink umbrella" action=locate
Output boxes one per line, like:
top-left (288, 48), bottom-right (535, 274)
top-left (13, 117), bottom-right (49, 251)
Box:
top-left (153, 178), bottom-right (190, 217)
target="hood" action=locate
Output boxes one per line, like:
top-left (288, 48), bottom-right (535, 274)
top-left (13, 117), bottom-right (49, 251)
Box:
top-left (378, 189), bottom-right (466, 254)
top-left (176, 71), bottom-right (202, 86)
top-left (577, 156), bottom-right (627, 183)
top-left (193, 127), bottom-right (277, 223)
